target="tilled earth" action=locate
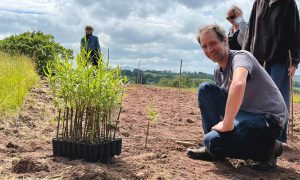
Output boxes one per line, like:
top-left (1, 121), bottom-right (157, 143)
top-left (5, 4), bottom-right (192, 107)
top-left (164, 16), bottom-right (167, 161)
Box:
top-left (0, 81), bottom-right (299, 179)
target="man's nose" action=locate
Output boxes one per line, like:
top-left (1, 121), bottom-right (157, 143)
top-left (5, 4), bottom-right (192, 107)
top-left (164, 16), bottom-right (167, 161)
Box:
top-left (207, 46), bottom-right (214, 53)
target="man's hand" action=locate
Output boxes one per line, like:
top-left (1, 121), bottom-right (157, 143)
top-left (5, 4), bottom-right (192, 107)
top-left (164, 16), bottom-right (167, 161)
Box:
top-left (212, 121), bottom-right (234, 132)
top-left (289, 65), bottom-right (297, 78)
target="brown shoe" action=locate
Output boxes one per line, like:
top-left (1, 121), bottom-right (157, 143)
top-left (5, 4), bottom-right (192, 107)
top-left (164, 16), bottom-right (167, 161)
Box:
top-left (186, 147), bottom-right (217, 161)
top-left (250, 140), bottom-right (283, 171)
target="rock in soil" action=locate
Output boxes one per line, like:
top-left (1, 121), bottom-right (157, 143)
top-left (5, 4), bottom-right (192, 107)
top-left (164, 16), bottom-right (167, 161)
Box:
top-left (186, 118), bottom-right (195, 123)
top-left (135, 172), bottom-right (146, 179)
top-left (12, 157), bottom-right (49, 173)
top-left (6, 142), bottom-right (20, 149)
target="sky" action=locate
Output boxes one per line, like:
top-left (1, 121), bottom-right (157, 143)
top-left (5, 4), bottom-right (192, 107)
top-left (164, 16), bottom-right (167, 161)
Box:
top-left (1, 0), bottom-right (300, 75)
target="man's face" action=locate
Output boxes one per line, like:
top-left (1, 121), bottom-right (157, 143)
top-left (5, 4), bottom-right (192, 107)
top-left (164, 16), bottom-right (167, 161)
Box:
top-left (199, 30), bottom-right (227, 63)
top-left (85, 27), bottom-right (93, 35)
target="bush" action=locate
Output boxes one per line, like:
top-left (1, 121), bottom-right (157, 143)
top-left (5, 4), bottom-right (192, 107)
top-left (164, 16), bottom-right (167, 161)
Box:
top-left (0, 31), bottom-right (73, 75)
top-left (158, 76), bottom-right (214, 88)
top-left (0, 52), bottom-right (39, 117)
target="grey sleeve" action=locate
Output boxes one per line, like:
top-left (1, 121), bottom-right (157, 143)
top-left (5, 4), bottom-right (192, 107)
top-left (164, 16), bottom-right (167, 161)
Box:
top-left (237, 21), bottom-right (248, 47)
top-left (232, 52), bottom-right (253, 76)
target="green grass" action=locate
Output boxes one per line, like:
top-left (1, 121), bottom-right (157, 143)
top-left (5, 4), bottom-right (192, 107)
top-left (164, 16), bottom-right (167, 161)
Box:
top-left (0, 52), bottom-right (39, 117)
top-left (294, 93), bottom-right (300, 103)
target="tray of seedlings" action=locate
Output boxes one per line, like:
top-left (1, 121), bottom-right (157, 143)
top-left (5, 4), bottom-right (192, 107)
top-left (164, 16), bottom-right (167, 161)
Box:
top-left (46, 50), bottom-right (126, 163)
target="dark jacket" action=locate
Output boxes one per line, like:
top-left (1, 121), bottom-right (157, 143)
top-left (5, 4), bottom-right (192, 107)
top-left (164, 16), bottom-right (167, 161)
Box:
top-left (81, 34), bottom-right (101, 65)
top-left (243, 0), bottom-right (300, 68)
top-left (81, 34), bottom-right (101, 53)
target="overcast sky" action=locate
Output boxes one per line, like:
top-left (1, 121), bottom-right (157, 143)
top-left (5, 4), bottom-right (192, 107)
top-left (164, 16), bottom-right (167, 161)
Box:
top-left (1, 0), bottom-right (300, 75)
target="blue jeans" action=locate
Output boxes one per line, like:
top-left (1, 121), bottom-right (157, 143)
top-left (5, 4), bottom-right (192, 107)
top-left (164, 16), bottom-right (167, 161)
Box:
top-left (198, 82), bottom-right (277, 161)
top-left (265, 62), bottom-right (289, 143)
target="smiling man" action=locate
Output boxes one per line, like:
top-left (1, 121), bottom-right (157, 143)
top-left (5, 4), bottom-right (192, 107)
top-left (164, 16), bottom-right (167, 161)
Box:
top-left (186, 24), bottom-right (288, 171)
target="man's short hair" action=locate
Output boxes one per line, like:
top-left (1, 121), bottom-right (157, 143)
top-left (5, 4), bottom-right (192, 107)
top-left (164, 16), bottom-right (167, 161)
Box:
top-left (197, 24), bottom-right (227, 45)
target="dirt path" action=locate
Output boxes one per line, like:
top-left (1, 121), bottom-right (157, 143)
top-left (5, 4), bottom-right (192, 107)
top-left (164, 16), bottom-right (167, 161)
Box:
top-left (0, 82), bottom-right (299, 179)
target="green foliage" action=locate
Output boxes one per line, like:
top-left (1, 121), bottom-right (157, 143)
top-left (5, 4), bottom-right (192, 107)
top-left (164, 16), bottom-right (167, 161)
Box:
top-left (294, 93), bottom-right (300, 103)
top-left (147, 101), bottom-right (158, 124)
top-left (122, 69), bottom-right (214, 88)
top-left (45, 50), bottom-right (127, 143)
top-left (158, 76), bottom-right (214, 88)
top-left (294, 80), bottom-right (300, 88)
top-left (0, 52), bottom-right (39, 117)
top-left (145, 100), bottom-right (158, 147)
top-left (0, 31), bottom-right (73, 75)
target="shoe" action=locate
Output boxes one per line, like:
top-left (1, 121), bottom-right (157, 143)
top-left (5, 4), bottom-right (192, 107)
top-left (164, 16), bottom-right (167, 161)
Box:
top-left (186, 147), bottom-right (217, 161)
top-left (250, 140), bottom-right (283, 171)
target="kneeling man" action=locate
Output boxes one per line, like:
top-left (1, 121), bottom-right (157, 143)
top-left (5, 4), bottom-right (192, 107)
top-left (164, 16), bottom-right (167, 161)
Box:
top-left (187, 24), bottom-right (288, 171)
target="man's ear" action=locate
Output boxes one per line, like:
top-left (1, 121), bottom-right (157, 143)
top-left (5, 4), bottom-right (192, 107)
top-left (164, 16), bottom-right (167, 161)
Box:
top-left (223, 38), bottom-right (228, 46)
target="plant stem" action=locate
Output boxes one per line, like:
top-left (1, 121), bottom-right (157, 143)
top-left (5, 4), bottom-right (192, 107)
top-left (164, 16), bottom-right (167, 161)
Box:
top-left (56, 109), bottom-right (61, 138)
top-left (145, 118), bottom-right (150, 148)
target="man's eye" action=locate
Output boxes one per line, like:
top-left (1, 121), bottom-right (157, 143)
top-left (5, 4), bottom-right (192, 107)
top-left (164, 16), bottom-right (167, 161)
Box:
top-left (210, 42), bottom-right (216, 46)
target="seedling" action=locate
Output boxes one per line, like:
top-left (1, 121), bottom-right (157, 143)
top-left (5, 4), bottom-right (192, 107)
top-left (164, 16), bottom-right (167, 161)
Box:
top-left (45, 48), bottom-right (127, 143)
top-left (145, 100), bottom-right (158, 148)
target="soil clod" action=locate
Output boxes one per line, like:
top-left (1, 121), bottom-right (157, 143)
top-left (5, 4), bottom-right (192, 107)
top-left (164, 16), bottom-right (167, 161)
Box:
top-left (12, 157), bottom-right (49, 173)
top-left (186, 118), bottom-right (195, 123)
top-left (6, 142), bottom-right (20, 149)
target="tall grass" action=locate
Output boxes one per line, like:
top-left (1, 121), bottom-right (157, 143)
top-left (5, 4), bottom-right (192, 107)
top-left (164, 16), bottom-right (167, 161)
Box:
top-left (0, 52), bottom-right (39, 117)
top-left (294, 93), bottom-right (300, 104)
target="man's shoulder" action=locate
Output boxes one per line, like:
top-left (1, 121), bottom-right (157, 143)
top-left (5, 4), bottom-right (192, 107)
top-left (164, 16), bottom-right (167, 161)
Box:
top-left (230, 50), bottom-right (256, 65)
top-left (80, 37), bottom-right (85, 43)
top-left (230, 50), bottom-right (252, 58)
top-left (91, 35), bottom-right (99, 39)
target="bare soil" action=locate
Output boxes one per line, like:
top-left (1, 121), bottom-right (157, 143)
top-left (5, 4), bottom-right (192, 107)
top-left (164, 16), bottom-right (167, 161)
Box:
top-left (0, 80), bottom-right (299, 179)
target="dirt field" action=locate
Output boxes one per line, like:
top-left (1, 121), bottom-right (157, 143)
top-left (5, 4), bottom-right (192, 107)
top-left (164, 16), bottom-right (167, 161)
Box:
top-left (0, 80), bottom-right (299, 179)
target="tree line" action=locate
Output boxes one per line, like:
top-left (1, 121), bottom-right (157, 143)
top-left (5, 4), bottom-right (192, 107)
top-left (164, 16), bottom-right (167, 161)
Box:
top-left (122, 69), bottom-right (214, 88)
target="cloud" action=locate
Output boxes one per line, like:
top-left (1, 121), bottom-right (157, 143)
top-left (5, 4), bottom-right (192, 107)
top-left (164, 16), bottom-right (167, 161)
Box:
top-left (0, 0), bottom-right (300, 76)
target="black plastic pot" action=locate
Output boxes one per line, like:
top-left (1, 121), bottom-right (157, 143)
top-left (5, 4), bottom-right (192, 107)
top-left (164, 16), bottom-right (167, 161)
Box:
top-left (72, 141), bottom-right (78, 159)
top-left (101, 141), bottom-right (111, 163)
top-left (77, 142), bottom-right (85, 159)
top-left (52, 138), bottom-right (58, 156)
top-left (83, 143), bottom-right (90, 162)
top-left (89, 144), bottom-right (98, 162)
top-left (56, 138), bottom-right (63, 156)
top-left (115, 138), bottom-right (122, 156)
top-left (61, 139), bottom-right (68, 157)
top-left (97, 143), bottom-right (104, 161)
top-left (66, 141), bottom-right (73, 159)
top-left (110, 139), bottom-right (117, 157)
top-left (51, 137), bottom-right (122, 163)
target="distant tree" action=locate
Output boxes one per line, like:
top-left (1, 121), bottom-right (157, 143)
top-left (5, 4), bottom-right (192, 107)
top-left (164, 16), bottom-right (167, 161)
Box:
top-left (294, 81), bottom-right (300, 88)
top-left (0, 31), bottom-right (73, 75)
top-left (158, 77), bottom-right (173, 87)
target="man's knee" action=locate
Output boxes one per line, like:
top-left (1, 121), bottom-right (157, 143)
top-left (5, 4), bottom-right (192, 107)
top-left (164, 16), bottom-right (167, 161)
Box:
top-left (198, 82), bottom-right (214, 94)
top-left (198, 82), bottom-right (215, 103)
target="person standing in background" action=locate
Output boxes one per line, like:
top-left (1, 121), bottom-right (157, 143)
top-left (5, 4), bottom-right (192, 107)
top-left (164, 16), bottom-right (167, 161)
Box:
top-left (81, 25), bottom-right (101, 66)
top-left (226, 5), bottom-right (248, 50)
top-left (243, 0), bottom-right (300, 143)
